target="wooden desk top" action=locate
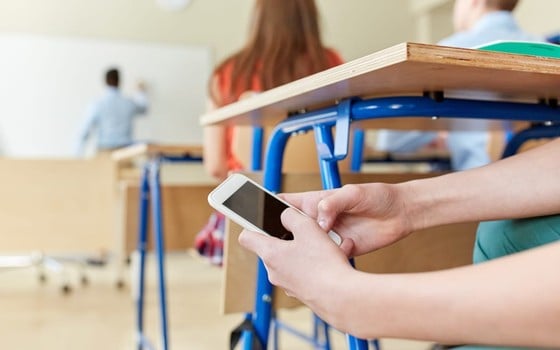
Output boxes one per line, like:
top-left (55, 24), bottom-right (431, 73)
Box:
top-left (111, 143), bottom-right (203, 162)
top-left (200, 42), bottom-right (560, 130)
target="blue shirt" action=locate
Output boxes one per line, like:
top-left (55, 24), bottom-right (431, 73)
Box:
top-left (377, 11), bottom-right (543, 170)
top-left (76, 87), bottom-right (148, 155)
top-left (439, 11), bottom-right (543, 48)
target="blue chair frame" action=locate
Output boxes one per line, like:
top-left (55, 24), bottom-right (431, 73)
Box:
top-left (239, 94), bottom-right (560, 350)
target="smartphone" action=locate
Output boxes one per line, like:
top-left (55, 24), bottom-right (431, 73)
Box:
top-left (208, 173), bottom-right (341, 245)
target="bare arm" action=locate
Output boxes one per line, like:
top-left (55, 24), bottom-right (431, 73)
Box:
top-left (335, 240), bottom-right (560, 346)
top-left (203, 124), bottom-right (229, 180)
top-left (404, 137), bottom-right (560, 231)
top-left (281, 138), bottom-right (560, 256)
top-left (240, 209), bottom-right (560, 347)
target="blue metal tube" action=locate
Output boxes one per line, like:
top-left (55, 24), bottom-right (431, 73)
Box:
top-left (351, 128), bottom-right (365, 172)
top-left (351, 96), bottom-right (560, 122)
top-left (313, 125), bottom-right (369, 350)
top-left (278, 96), bottom-right (560, 136)
top-left (314, 125), bottom-right (343, 189)
top-left (502, 124), bottom-right (560, 158)
top-left (251, 127), bottom-right (264, 171)
top-left (244, 124), bottom-right (292, 349)
top-left (273, 318), bottom-right (327, 348)
top-left (136, 165), bottom-right (150, 350)
top-left (150, 158), bottom-right (169, 350)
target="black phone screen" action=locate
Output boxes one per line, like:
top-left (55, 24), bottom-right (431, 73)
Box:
top-left (222, 181), bottom-right (294, 240)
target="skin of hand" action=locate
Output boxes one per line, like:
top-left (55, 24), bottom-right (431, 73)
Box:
top-left (280, 182), bottom-right (414, 257)
top-left (238, 208), bottom-right (359, 324)
top-left (239, 207), bottom-right (560, 347)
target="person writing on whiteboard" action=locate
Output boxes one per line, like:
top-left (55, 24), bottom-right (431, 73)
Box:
top-left (202, 0), bottom-right (344, 181)
top-left (75, 68), bottom-right (149, 157)
top-left (240, 137), bottom-right (560, 349)
top-left (376, 0), bottom-right (543, 171)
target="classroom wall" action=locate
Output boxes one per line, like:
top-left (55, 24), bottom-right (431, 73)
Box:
top-left (0, 0), bottom-right (415, 63)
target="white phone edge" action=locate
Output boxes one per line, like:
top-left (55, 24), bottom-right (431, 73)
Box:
top-left (208, 173), bottom-right (342, 246)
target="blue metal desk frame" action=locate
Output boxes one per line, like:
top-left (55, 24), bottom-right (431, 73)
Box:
top-left (241, 94), bottom-right (560, 349)
top-left (135, 153), bottom-right (202, 350)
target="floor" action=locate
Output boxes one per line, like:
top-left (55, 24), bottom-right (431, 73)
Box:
top-left (0, 253), bottom-right (433, 349)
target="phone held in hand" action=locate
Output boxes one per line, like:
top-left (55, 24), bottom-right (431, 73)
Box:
top-left (208, 173), bottom-right (341, 245)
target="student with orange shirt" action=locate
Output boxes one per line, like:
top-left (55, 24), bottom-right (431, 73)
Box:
top-left (197, 0), bottom-right (343, 264)
top-left (203, 0), bottom-right (343, 181)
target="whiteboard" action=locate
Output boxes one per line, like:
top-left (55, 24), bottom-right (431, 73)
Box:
top-left (0, 33), bottom-right (212, 157)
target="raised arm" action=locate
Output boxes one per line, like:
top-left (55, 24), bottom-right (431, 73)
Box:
top-left (132, 81), bottom-right (149, 115)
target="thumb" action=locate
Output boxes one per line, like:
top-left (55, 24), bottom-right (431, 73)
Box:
top-left (317, 185), bottom-right (362, 231)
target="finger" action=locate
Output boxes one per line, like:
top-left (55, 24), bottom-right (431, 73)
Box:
top-left (316, 184), bottom-right (363, 231)
top-left (339, 237), bottom-right (356, 258)
top-left (238, 229), bottom-right (277, 257)
top-left (280, 207), bottom-right (322, 240)
top-left (281, 190), bottom-right (333, 216)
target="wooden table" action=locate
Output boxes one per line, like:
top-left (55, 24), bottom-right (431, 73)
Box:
top-left (111, 143), bottom-right (202, 162)
top-left (201, 42), bottom-right (560, 129)
top-left (199, 42), bottom-right (560, 350)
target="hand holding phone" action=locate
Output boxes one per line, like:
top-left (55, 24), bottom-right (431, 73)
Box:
top-left (208, 174), bottom-right (342, 245)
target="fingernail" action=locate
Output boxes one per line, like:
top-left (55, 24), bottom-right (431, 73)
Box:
top-left (318, 219), bottom-right (327, 230)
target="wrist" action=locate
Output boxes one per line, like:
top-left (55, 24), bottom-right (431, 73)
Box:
top-left (394, 180), bottom-right (432, 232)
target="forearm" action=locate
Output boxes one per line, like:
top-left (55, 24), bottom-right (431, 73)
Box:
top-left (334, 241), bottom-right (560, 346)
top-left (203, 126), bottom-right (229, 180)
top-left (400, 138), bottom-right (560, 230)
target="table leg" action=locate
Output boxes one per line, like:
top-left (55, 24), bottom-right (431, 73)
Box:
top-left (314, 124), bottom-right (370, 350)
top-left (136, 165), bottom-right (150, 350)
top-left (149, 158), bottom-right (170, 350)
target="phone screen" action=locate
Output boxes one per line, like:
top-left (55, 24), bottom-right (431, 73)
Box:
top-left (222, 181), bottom-right (294, 240)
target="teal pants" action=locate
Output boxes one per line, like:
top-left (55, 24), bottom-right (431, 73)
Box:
top-left (454, 215), bottom-right (560, 350)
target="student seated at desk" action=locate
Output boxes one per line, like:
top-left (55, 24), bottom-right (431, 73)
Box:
top-left (240, 137), bottom-right (560, 349)
top-left (203, 0), bottom-right (343, 180)
top-left (197, 0), bottom-right (343, 264)
top-left (377, 0), bottom-right (544, 171)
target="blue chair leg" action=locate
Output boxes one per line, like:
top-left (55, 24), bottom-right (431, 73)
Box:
top-left (136, 165), bottom-right (150, 350)
top-left (351, 128), bottom-right (365, 173)
top-left (313, 314), bottom-right (332, 350)
top-left (314, 124), bottom-right (369, 350)
top-left (150, 158), bottom-right (170, 350)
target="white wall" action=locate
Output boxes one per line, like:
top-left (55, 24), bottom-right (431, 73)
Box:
top-left (0, 0), bottom-right (417, 157)
top-left (0, 0), bottom-right (415, 63)
top-left (0, 34), bottom-right (211, 157)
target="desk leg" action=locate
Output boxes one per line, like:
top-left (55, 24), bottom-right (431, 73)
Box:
top-left (313, 314), bottom-right (332, 350)
top-left (314, 125), bottom-right (370, 350)
top-left (136, 165), bottom-right (150, 350)
top-left (243, 126), bottom-right (291, 349)
top-left (149, 158), bottom-right (170, 350)
top-left (351, 128), bottom-right (365, 173)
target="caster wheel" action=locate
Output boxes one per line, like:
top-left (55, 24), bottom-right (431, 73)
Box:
top-left (81, 276), bottom-right (89, 286)
top-left (38, 273), bottom-right (47, 284)
top-left (116, 280), bottom-right (125, 289)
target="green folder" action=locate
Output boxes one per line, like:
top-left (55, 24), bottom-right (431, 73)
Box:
top-left (477, 40), bottom-right (560, 59)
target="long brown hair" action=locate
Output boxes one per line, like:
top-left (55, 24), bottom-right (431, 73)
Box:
top-left (211, 0), bottom-right (335, 105)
